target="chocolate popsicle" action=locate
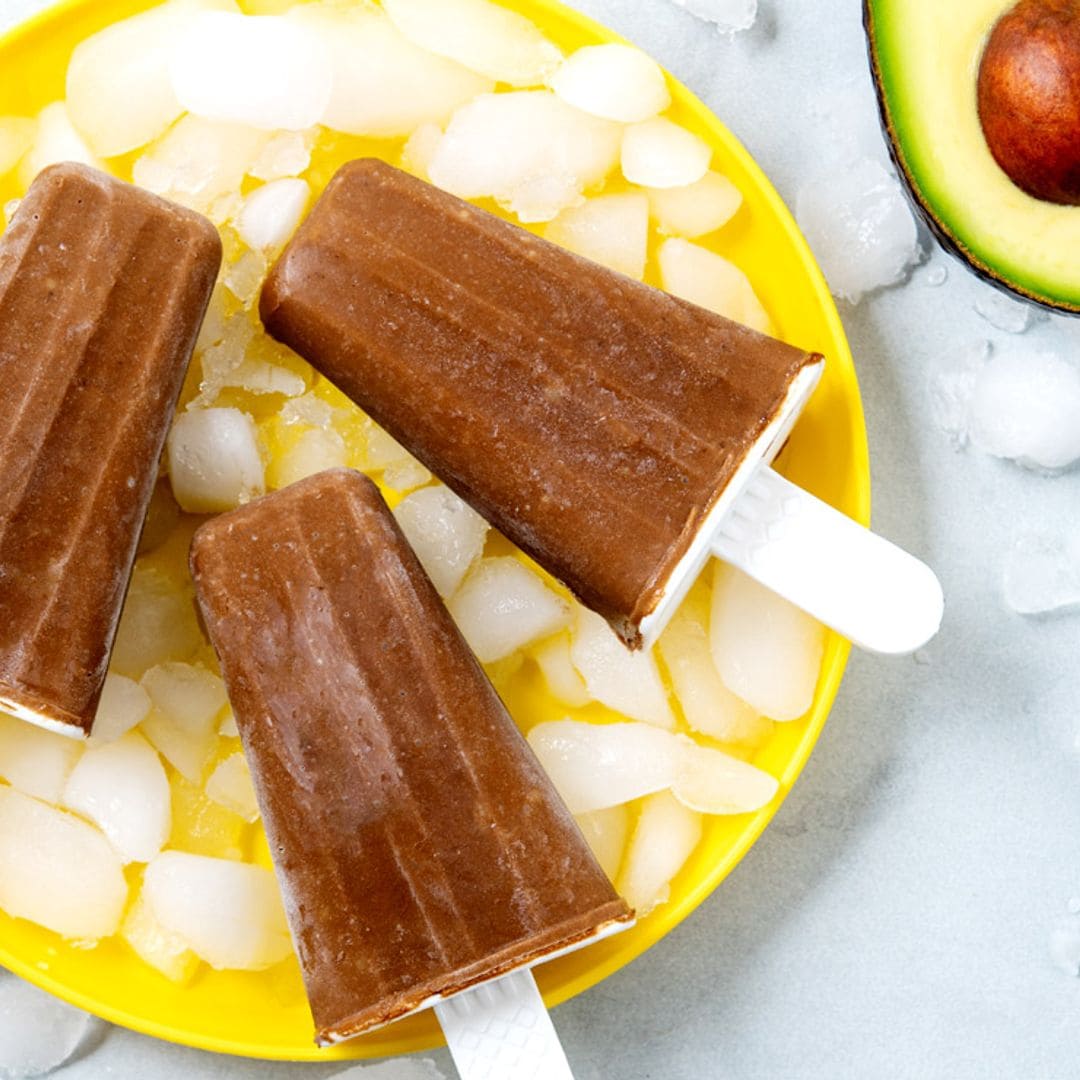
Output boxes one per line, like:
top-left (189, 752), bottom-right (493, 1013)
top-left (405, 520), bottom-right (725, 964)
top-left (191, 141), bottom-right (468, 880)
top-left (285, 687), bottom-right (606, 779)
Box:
top-left (0, 163), bottom-right (220, 736)
top-left (260, 158), bottom-right (823, 648)
top-left (190, 469), bottom-right (631, 1045)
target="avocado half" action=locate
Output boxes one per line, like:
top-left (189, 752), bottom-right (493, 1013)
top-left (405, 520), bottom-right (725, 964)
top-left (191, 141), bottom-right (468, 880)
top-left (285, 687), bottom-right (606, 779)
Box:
top-left (865, 0), bottom-right (1080, 315)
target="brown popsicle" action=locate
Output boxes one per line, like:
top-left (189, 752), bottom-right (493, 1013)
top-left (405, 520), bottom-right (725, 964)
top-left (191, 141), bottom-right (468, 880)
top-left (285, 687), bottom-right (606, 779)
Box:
top-left (0, 163), bottom-right (221, 736)
top-left (260, 158), bottom-right (822, 648)
top-left (190, 468), bottom-right (631, 1045)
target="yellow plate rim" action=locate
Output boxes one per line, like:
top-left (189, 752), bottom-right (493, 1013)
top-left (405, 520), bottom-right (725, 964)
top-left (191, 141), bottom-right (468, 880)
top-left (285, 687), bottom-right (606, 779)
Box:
top-left (0, 0), bottom-right (870, 1060)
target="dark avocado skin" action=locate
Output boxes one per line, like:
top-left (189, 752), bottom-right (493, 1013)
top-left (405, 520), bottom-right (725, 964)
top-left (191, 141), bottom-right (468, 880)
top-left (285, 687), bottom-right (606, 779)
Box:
top-left (863, 0), bottom-right (1080, 316)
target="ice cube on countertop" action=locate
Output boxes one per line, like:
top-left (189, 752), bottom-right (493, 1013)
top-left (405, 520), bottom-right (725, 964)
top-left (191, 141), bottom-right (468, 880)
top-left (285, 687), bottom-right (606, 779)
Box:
top-left (967, 347), bottom-right (1080, 471)
top-left (0, 973), bottom-right (96, 1080)
top-left (670, 0), bottom-right (758, 33)
top-left (795, 156), bottom-right (920, 303)
top-left (1003, 533), bottom-right (1080, 616)
top-left (974, 287), bottom-right (1043, 334)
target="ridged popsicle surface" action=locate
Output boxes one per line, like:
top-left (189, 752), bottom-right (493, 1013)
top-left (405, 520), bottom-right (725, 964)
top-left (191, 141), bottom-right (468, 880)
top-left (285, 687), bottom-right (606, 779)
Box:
top-left (261, 159), bottom-right (821, 645)
top-left (190, 469), bottom-right (631, 1044)
top-left (0, 163), bottom-right (221, 735)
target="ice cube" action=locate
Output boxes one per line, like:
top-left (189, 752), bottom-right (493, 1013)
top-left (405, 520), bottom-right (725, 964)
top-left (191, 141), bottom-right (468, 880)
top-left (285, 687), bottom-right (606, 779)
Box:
top-left (573, 804), bottom-right (629, 881)
top-left (656, 591), bottom-right (770, 746)
top-left (167, 407), bottom-right (266, 512)
top-left (809, 78), bottom-right (890, 168)
top-left (0, 787), bottom-right (127, 940)
top-left (616, 790), bottom-right (702, 916)
top-left (671, 0), bottom-right (758, 32)
top-left (550, 44), bottom-right (669, 123)
top-left (168, 774), bottom-right (247, 860)
top-left (392, 484), bottom-right (489, 598)
top-left (382, 458), bottom-right (433, 492)
top-left (570, 609), bottom-right (675, 729)
top-left (795, 157), bottom-right (920, 303)
top-left (141, 663), bottom-right (228, 783)
top-left (928, 340), bottom-right (990, 450)
top-left (526, 719), bottom-right (678, 814)
top-left (17, 102), bottom-right (102, 192)
top-left (1050, 916), bottom-right (1080, 976)
top-left (92, 673), bottom-right (152, 744)
top-left (1003, 532), bottom-right (1080, 616)
top-left (170, 11), bottom-right (331, 131)
top-left (293, 6), bottom-right (491, 138)
top-left (0, 714), bottom-right (82, 804)
top-left (383, 0), bottom-right (562, 86)
top-left (544, 193), bottom-right (649, 280)
top-left (658, 238), bottom-right (770, 334)
top-left (205, 753), bottom-right (260, 823)
top-left (228, 360), bottom-right (306, 399)
top-left (967, 347), bottom-right (1080, 471)
top-left (671, 735), bottom-right (778, 814)
top-left (449, 557), bottom-right (571, 663)
top-left (144, 851), bottom-right (292, 970)
top-left (0, 973), bottom-right (94, 1079)
top-left (62, 732), bottom-right (170, 864)
top-left (111, 567), bottom-right (203, 679)
top-left (647, 170), bottom-right (743, 238)
top-left (621, 117), bottom-right (710, 189)
top-left (248, 130), bottom-right (312, 181)
top-left (280, 391), bottom-right (337, 429)
top-left (363, 421), bottom-right (413, 470)
top-left (223, 249), bottom-right (268, 306)
top-left (120, 889), bottom-right (199, 984)
top-left (531, 632), bottom-right (591, 708)
top-left (401, 123), bottom-right (444, 181)
top-left (275, 427), bottom-right (347, 489)
top-left (429, 91), bottom-right (621, 223)
top-left (0, 117), bottom-right (34, 178)
top-left (710, 564), bottom-right (825, 722)
top-left (236, 178), bottom-right (309, 252)
top-left (65, 0), bottom-right (228, 158)
top-left (133, 115), bottom-right (268, 215)
top-left (974, 287), bottom-right (1043, 334)
top-left (219, 710), bottom-right (239, 738)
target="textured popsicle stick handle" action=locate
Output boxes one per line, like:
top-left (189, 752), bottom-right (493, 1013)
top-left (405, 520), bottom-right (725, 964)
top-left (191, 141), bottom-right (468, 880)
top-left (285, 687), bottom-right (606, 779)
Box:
top-left (713, 466), bottom-right (944, 655)
top-left (435, 969), bottom-right (575, 1080)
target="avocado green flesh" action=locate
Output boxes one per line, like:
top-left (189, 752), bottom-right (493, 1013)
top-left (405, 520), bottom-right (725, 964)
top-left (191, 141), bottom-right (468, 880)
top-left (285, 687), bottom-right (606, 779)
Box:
top-left (866, 0), bottom-right (1080, 313)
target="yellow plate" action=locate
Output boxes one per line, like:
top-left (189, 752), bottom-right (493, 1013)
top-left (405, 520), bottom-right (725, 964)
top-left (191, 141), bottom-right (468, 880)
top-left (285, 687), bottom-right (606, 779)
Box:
top-left (0, 0), bottom-right (870, 1062)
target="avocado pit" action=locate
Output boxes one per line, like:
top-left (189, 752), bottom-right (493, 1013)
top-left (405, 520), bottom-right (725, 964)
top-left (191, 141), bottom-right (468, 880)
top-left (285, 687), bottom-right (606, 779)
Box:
top-left (977, 0), bottom-right (1080, 205)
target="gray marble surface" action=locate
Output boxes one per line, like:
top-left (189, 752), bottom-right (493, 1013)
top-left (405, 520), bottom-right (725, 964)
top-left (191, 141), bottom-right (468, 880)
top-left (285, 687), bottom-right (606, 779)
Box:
top-left (3, 0), bottom-right (1080, 1077)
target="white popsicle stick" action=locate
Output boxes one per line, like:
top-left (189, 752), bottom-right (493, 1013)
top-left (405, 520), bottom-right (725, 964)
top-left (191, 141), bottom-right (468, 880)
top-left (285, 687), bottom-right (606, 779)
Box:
top-left (435, 968), bottom-right (575, 1080)
top-left (712, 466), bottom-right (943, 655)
